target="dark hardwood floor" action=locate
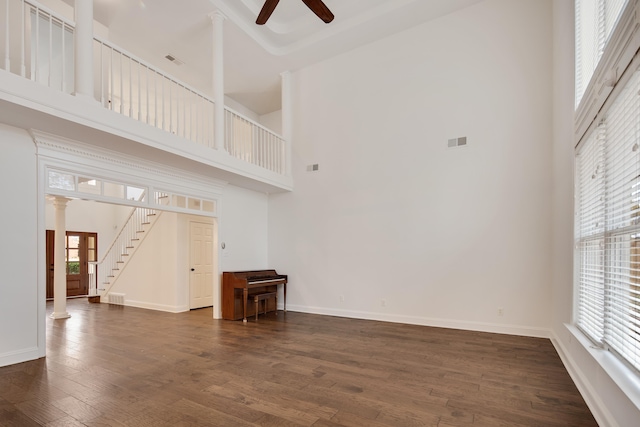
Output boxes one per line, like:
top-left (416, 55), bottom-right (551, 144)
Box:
top-left (0, 299), bottom-right (597, 426)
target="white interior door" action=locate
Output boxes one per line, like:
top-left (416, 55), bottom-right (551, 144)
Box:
top-left (189, 221), bottom-right (214, 309)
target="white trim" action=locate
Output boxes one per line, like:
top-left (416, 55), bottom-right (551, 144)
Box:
top-left (285, 305), bottom-right (550, 339)
top-left (123, 300), bottom-right (190, 314)
top-left (550, 324), bottom-right (640, 427)
top-left (0, 347), bottom-right (41, 368)
top-left (31, 129), bottom-right (226, 200)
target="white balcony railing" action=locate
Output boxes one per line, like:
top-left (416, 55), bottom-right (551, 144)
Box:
top-left (1, 0), bottom-right (289, 177)
top-left (94, 37), bottom-right (215, 148)
top-left (225, 107), bottom-right (286, 175)
top-left (1, 0), bottom-right (74, 92)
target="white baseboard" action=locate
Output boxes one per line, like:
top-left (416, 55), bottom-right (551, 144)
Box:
top-left (0, 346), bottom-right (41, 368)
top-left (284, 304), bottom-right (550, 338)
top-left (124, 300), bottom-right (189, 314)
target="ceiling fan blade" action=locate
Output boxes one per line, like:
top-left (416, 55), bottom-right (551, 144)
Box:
top-left (256, 0), bottom-right (280, 25)
top-left (300, 0), bottom-right (334, 23)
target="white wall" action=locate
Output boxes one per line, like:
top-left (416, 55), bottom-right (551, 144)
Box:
top-left (550, 1), bottom-right (640, 426)
top-left (268, 0), bottom-right (553, 336)
top-left (219, 184), bottom-right (269, 272)
top-left (260, 110), bottom-right (282, 135)
top-left (109, 212), bottom-right (185, 312)
top-left (0, 125), bottom-right (40, 367)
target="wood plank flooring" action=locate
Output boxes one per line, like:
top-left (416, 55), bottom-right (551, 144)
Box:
top-left (0, 299), bottom-right (597, 426)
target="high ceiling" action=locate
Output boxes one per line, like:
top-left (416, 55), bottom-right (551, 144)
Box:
top-left (63, 0), bottom-right (482, 115)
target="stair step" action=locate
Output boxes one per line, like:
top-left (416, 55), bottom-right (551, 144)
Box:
top-left (121, 253), bottom-right (129, 256)
top-left (136, 230), bottom-right (145, 233)
top-left (117, 261), bottom-right (124, 264)
top-left (126, 246), bottom-right (135, 249)
top-left (131, 239), bottom-right (140, 241)
top-left (147, 213), bottom-right (157, 216)
top-left (142, 222), bottom-right (151, 225)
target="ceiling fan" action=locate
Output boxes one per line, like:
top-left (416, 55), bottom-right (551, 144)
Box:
top-left (256, 0), bottom-right (335, 25)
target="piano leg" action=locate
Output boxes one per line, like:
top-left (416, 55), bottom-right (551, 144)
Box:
top-left (284, 283), bottom-right (287, 312)
top-left (242, 288), bottom-right (248, 323)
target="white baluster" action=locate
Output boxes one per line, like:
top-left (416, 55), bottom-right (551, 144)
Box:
top-left (61, 22), bottom-right (66, 92)
top-left (146, 66), bottom-right (149, 123)
top-left (48, 14), bottom-right (52, 87)
top-left (128, 57), bottom-right (132, 117)
top-left (34, 6), bottom-right (39, 82)
top-left (20, 0), bottom-right (25, 76)
top-left (4, 0), bottom-right (10, 71)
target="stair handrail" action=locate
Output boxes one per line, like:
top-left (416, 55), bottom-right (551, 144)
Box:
top-left (90, 190), bottom-right (156, 295)
top-left (97, 191), bottom-right (147, 265)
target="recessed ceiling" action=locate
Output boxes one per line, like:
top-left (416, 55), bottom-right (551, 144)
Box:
top-left (59, 0), bottom-right (482, 115)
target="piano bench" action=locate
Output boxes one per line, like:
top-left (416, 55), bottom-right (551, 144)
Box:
top-left (253, 292), bottom-right (277, 322)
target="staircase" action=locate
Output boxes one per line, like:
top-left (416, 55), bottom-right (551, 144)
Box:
top-left (89, 205), bottom-right (162, 303)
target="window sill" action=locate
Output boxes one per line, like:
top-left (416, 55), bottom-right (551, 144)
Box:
top-left (565, 323), bottom-right (640, 413)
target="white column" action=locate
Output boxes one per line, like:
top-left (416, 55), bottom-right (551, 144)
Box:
top-left (50, 197), bottom-right (71, 320)
top-left (281, 71), bottom-right (293, 177)
top-left (73, 0), bottom-right (94, 101)
top-left (211, 11), bottom-right (226, 152)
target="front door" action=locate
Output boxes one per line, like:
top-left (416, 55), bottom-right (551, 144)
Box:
top-left (189, 221), bottom-right (214, 309)
top-left (46, 231), bottom-right (97, 299)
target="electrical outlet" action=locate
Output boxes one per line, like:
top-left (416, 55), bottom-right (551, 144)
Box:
top-left (380, 299), bottom-right (386, 308)
top-left (498, 307), bottom-right (504, 317)
top-left (339, 295), bottom-right (345, 303)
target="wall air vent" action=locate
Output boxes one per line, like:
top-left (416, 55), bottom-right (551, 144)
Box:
top-left (448, 136), bottom-right (467, 148)
top-left (164, 54), bottom-right (184, 66)
top-left (108, 293), bottom-right (125, 305)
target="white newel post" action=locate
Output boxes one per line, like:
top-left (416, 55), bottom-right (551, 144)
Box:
top-left (73, 0), bottom-right (94, 101)
top-left (50, 197), bottom-right (71, 320)
top-left (211, 11), bottom-right (226, 152)
top-left (281, 71), bottom-right (293, 177)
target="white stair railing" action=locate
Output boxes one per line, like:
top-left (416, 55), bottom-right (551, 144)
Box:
top-left (89, 205), bottom-right (161, 298)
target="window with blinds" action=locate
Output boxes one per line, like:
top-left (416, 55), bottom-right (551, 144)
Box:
top-left (575, 0), bottom-right (627, 107)
top-left (575, 0), bottom-right (640, 373)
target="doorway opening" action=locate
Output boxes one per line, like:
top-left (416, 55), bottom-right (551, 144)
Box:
top-left (46, 230), bottom-right (97, 299)
top-left (44, 199), bottom-right (217, 313)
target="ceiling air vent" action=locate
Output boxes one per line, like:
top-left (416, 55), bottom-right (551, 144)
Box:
top-left (164, 54), bottom-right (184, 66)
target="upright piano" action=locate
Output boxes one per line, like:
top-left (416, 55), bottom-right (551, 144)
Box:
top-left (222, 270), bottom-right (287, 322)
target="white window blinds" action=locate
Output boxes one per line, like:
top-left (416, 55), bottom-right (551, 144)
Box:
top-left (576, 68), bottom-right (640, 372)
top-left (575, 0), bottom-right (627, 107)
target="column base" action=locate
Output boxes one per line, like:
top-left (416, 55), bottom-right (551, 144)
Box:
top-left (49, 312), bottom-right (71, 320)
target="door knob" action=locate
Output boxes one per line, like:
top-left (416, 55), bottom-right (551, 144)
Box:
top-left (191, 268), bottom-right (195, 271)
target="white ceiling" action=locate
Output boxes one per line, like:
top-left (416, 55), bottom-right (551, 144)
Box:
top-left (64, 0), bottom-right (482, 115)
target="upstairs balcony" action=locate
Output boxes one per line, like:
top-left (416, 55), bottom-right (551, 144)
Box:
top-left (0, 0), bottom-right (292, 193)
